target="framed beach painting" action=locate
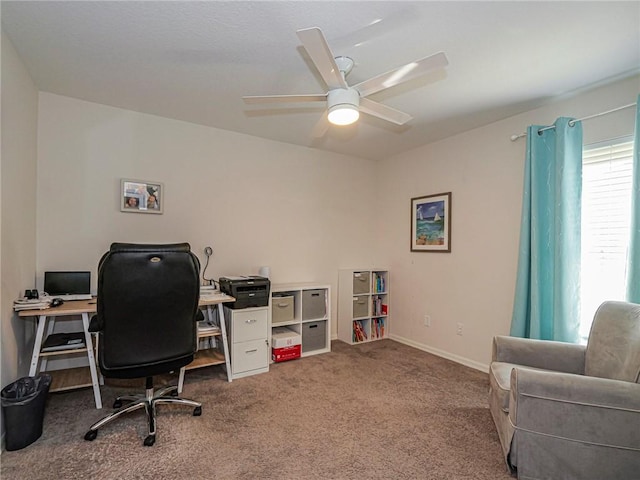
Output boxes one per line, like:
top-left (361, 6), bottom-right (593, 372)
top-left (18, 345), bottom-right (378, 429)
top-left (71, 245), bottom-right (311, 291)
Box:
top-left (120, 179), bottom-right (163, 214)
top-left (411, 192), bottom-right (451, 252)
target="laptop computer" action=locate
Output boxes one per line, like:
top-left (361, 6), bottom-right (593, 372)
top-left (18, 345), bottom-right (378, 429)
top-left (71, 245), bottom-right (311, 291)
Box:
top-left (44, 271), bottom-right (92, 301)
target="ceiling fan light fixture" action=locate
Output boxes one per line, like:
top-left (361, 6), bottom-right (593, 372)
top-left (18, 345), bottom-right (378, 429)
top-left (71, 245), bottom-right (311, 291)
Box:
top-left (327, 88), bottom-right (360, 126)
top-left (328, 104), bottom-right (360, 125)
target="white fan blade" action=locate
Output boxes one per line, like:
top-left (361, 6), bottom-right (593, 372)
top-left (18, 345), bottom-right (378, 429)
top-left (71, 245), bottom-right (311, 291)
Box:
top-left (243, 94), bottom-right (326, 105)
top-left (359, 97), bottom-right (412, 125)
top-left (311, 112), bottom-right (330, 138)
top-left (297, 27), bottom-right (348, 90)
top-left (354, 52), bottom-right (448, 98)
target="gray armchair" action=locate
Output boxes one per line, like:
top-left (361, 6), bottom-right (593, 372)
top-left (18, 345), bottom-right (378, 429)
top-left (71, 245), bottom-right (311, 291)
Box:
top-left (489, 301), bottom-right (640, 479)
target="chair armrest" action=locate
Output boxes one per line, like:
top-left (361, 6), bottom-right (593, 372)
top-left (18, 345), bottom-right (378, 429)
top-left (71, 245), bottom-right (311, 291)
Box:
top-left (492, 335), bottom-right (585, 374)
top-left (88, 314), bottom-right (103, 332)
top-left (510, 368), bottom-right (640, 451)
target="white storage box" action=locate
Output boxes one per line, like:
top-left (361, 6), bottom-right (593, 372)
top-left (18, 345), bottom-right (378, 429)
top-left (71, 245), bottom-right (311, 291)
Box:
top-left (272, 327), bottom-right (301, 348)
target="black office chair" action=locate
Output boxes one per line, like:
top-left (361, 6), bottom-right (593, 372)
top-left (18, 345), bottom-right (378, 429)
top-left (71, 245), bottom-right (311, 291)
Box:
top-left (84, 243), bottom-right (202, 446)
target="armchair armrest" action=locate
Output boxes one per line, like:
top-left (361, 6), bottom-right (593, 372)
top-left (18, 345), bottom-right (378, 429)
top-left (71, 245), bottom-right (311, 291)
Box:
top-left (510, 368), bottom-right (640, 453)
top-left (492, 335), bottom-right (585, 374)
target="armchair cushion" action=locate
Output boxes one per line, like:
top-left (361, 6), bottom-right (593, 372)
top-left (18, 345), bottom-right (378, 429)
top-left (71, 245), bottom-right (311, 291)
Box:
top-left (585, 301), bottom-right (640, 382)
top-left (490, 362), bottom-right (547, 413)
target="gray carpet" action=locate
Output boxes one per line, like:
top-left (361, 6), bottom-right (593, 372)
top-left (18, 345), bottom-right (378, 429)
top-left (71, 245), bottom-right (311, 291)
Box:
top-left (1, 340), bottom-right (512, 479)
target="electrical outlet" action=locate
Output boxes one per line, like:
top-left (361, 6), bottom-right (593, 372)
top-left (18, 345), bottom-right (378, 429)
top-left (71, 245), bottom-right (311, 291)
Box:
top-left (423, 314), bottom-right (431, 327)
top-left (456, 323), bottom-right (463, 336)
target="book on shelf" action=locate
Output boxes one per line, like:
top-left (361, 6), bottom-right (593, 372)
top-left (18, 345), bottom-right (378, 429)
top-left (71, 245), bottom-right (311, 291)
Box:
top-left (372, 317), bottom-right (385, 339)
top-left (197, 321), bottom-right (220, 334)
top-left (352, 320), bottom-right (368, 342)
top-left (373, 273), bottom-right (385, 293)
top-left (372, 296), bottom-right (385, 316)
top-left (41, 332), bottom-right (86, 352)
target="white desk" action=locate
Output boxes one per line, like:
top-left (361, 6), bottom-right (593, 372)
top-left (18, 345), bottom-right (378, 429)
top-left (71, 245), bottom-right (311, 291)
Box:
top-left (19, 300), bottom-right (102, 408)
top-left (19, 293), bottom-right (236, 409)
top-left (178, 293), bottom-right (236, 392)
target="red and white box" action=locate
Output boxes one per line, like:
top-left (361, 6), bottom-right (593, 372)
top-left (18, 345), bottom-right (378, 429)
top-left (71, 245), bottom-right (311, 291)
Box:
top-left (272, 344), bottom-right (301, 363)
top-left (272, 327), bottom-right (301, 348)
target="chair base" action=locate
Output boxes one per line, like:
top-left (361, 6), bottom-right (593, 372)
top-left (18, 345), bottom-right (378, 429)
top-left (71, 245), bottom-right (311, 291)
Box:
top-left (84, 378), bottom-right (201, 446)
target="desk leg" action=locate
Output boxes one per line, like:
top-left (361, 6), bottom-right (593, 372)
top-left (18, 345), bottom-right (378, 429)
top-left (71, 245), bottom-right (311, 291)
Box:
top-left (28, 315), bottom-right (48, 377)
top-left (177, 367), bottom-right (186, 394)
top-left (81, 313), bottom-right (102, 409)
top-left (217, 304), bottom-right (232, 383)
top-left (40, 317), bottom-right (57, 373)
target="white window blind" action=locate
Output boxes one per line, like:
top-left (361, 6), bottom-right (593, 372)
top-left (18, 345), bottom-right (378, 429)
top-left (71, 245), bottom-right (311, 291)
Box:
top-left (580, 139), bottom-right (634, 340)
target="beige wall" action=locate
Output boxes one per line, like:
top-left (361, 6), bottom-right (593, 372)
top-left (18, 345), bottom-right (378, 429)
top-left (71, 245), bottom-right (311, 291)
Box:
top-left (36, 93), bottom-right (380, 344)
top-left (1, 33), bottom-right (39, 391)
top-left (378, 74), bottom-right (639, 370)
top-left (3, 39), bottom-right (637, 393)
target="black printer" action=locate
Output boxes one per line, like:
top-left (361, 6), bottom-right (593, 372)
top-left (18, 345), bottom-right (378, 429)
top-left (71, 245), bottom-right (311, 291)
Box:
top-left (219, 276), bottom-right (270, 309)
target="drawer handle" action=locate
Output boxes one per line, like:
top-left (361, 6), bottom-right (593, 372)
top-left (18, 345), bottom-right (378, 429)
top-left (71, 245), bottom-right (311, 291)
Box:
top-left (245, 319), bottom-right (257, 324)
top-left (309, 325), bottom-right (318, 329)
top-left (311, 293), bottom-right (319, 297)
top-left (277, 303), bottom-right (289, 308)
top-left (245, 349), bottom-right (257, 354)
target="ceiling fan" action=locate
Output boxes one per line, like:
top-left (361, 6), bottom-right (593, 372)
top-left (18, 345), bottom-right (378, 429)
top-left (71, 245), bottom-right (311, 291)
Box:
top-left (243, 27), bottom-right (449, 136)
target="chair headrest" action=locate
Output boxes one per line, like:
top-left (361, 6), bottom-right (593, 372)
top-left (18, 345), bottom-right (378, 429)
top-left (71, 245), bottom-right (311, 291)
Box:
top-left (109, 243), bottom-right (192, 254)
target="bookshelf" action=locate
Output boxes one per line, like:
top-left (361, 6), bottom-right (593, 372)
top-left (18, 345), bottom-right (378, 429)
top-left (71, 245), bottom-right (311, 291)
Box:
top-left (337, 269), bottom-right (389, 345)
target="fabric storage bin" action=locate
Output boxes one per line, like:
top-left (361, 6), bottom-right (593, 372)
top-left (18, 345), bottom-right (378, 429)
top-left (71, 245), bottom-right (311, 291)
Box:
top-left (353, 296), bottom-right (369, 318)
top-left (352, 272), bottom-right (370, 295)
top-left (302, 320), bottom-right (327, 353)
top-left (302, 289), bottom-right (326, 320)
top-left (272, 295), bottom-right (294, 324)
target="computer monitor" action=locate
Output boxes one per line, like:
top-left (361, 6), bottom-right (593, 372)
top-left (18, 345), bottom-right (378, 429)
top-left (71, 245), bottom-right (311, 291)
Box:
top-left (44, 271), bottom-right (91, 296)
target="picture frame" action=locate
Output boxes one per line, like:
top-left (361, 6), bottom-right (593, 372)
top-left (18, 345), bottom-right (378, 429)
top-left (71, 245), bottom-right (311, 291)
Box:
top-left (120, 179), bottom-right (163, 214)
top-left (411, 192), bottom-right (451, 252)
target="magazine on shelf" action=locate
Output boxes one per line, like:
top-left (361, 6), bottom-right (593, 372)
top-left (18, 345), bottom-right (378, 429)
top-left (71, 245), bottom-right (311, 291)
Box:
top-left (41, 332), bottom-right (86, 352)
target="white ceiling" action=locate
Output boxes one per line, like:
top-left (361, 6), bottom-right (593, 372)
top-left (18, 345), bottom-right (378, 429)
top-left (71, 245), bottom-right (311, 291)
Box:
top-left (2, 1), bottom-right (639, 160)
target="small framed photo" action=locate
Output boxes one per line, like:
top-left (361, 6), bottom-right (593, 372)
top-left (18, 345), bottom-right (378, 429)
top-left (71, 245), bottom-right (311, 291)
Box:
top-left (120, 179), bottom-right (163, 214)
top-left (411, 192), bottom-right (451, 252)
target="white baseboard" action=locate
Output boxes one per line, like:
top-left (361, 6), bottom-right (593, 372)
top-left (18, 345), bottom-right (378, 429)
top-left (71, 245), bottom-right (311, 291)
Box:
top-left (390, 334), bottom-right (489, 373)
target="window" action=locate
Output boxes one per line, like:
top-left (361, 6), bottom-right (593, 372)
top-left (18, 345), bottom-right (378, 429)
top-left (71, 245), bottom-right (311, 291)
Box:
top-left (580, 138), bottom-right (634, 341)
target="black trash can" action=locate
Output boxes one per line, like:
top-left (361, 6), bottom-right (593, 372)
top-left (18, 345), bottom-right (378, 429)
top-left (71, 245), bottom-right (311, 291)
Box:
top-left (1, 373), bottom-right (52, 451)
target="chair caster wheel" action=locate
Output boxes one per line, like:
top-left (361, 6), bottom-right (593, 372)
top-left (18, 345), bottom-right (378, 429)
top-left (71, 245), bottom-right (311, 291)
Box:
top-left (84, 430), bottom-right (98, 441)
top-left (113, 400), bottom-right (122, 408)
top-left (143, 435), bottom-right (156, 446)
top-left (193, 406), bottom-right (202, 416)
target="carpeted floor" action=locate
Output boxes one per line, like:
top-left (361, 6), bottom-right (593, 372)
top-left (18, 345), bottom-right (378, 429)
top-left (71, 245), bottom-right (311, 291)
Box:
top-left (1, 340), bottom-right (512, 479)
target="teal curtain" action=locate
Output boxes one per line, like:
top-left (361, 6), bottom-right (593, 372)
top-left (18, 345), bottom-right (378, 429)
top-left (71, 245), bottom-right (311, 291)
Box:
top-left (511, 117), bottom-right (583, 342)
top-left (627, 96), bottom-right (640, 303)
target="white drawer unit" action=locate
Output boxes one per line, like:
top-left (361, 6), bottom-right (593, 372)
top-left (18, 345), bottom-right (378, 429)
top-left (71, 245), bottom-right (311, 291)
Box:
top-left (224, 306), bottom-right (269, 379)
